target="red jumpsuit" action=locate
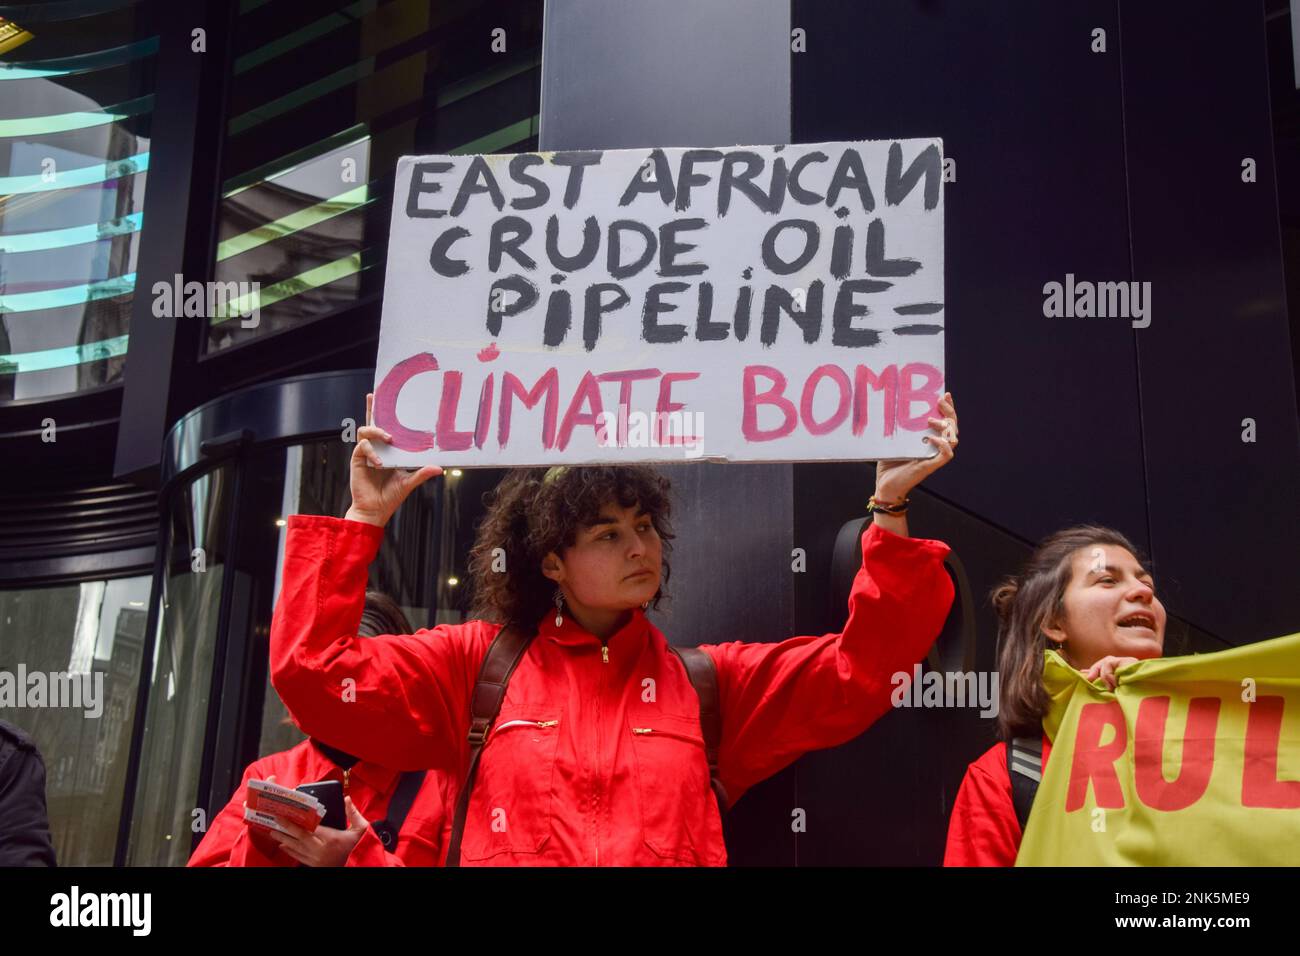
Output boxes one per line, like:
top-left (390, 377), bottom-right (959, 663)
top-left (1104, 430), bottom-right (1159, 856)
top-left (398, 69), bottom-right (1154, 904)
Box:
top-left (943, 735), bottom-right (1053, 866)
top-left (271, 514), bottom-right (955, 866)
top-left (187, 738), bottom-right (449, 867)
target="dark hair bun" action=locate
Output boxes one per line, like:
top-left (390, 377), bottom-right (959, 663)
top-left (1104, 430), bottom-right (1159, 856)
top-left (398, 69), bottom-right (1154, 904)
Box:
top-left (990, 579), bottom-right (1019, 622)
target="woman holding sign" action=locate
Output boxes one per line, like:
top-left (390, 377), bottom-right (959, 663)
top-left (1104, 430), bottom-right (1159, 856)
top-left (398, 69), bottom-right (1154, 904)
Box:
top-left (269, 391), bottom-right (958, 866)
top-left (943, 527), bottom-right (1166, 866)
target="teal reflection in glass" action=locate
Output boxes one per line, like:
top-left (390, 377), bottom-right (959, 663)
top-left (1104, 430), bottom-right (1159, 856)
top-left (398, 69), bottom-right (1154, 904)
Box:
top-left (0, 273), bottom-right (135, 314)
top-left (0, 37), bottom-right (158, 80)
top-left (0, 335), bottom-right (130, 374)
top-left (0, 94), bottom-right (153, 137)
top-left (0, 212), bottom-right (141, 253)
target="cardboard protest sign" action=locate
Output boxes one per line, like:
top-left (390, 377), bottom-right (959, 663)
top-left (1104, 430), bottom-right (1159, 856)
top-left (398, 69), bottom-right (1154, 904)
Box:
top-left (1016, 633), bottom-right (1300, 865)
top-left (370, 140), bottom-right (944, 466)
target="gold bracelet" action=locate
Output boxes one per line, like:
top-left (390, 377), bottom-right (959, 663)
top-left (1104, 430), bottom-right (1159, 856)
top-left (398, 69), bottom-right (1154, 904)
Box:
top-left (867, 495), bottom-right (909, 515)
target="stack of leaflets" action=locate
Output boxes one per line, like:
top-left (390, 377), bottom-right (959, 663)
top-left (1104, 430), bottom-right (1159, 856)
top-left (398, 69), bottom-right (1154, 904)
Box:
top-left (243, 778), bottom-right (326, 835)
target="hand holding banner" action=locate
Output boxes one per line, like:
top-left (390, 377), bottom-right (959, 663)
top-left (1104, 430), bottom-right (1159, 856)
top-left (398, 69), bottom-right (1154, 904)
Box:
top-left (1017, 633), bottom-right (1300, 865)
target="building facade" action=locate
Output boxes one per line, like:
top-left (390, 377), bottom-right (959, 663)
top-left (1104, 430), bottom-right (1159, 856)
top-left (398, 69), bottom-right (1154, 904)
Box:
top-left (2, 0), bottom-right (1298, 866)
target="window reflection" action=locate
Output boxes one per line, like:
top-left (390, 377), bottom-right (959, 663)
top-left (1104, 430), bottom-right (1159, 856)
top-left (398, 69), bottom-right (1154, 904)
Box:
top-left (0, 575), bottom-right (151, 866)
top-left (207, 0), bottom-right (543, 352)
top-left (0, 3), bottom-right (157, 400)
top-left (126, 464), bottom-right (231, 867)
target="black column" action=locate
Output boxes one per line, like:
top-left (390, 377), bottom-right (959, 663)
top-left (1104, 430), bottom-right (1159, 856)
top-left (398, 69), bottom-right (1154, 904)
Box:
top-left (113, 0), bottom-right (237, 487)
top-left (540, 0), bottom-right (797, 865)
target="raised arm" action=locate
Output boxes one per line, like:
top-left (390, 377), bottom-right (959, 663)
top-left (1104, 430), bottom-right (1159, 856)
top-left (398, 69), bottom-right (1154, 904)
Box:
top-left (704, 521), bottom-right (954, 803)
top-left (703, 391), bottom-right (960, 803)
top-left (269, 514), bottom-right (488, 771)
top-left (270, 391), bottom-right (484, 771)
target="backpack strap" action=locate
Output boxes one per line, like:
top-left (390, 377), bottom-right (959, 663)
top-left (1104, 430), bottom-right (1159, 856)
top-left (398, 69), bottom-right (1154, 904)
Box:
top-left (444, 622), bottom-right (534, 867)
top-left (669, 645), bottom-right (729, 815)
top-left (368, 770), bottom-right (427, 852)
top-left (1007, 735), bottom-right (1043, 832)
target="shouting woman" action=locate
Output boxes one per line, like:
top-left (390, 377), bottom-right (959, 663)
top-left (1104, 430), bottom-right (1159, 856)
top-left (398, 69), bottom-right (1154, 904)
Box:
top-left (944, 525), bottom-right (1165, 866)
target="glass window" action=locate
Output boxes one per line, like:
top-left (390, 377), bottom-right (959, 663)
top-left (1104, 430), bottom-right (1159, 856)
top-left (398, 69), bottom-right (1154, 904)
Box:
top-left (207, 0), bottom-right (543, 352)
top-left (0, 574), bottom-right (151, 866)
top-left (248, 442), bottom-right (501, 764)
top-left (125, 463), bottom-right (232, 866)
top-left (0, 1), bottom-right (158, 400)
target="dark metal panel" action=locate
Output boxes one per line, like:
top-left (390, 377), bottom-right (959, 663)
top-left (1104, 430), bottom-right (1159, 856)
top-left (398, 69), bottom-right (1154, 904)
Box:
top-left (113, 0), bottom-right (237, 486)
top-left (541, 0), bottom-right (796, 864)
top-left (160, 369), bottom-right (373, 488)
top-left (1119, 0), bottom-right (1300, 642)
top-left (542, 0), bottom-right (791, 150)
top-left (793, 0), bottom-right (1149, 555)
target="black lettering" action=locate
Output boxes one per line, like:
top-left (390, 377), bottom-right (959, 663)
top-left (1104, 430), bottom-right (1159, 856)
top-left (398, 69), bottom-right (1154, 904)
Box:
top-left (832, 278), bottom-right (891, 347)
top-left (509, 154), bottom-right (550, 210)
top-left (486, 275), bottom-right (539, 335)
top-left (406, 161), bottom-right (453, 218)
top-left (658, 218), bottom-right (708, 277)
top-left (450, 156), bottom-right (505, 217)
top-left (429, 225), bottom-right (471, 277)
top-left (885, 142), bottom-right (941, 210)
top-left (545, 215), bottom-right (600, 272)
top-left (488, 216), bottom-right (536, 272)
top-left (607, 220), bottom-right (657, 280)
top-left (761, 220), bottom-right (820, 275)
top-left (552, 151), bottom-right (602, 209)
top-left (583, 283), bottom-right (630, 351)
top-left (642, 281), bottom-right (690, 343)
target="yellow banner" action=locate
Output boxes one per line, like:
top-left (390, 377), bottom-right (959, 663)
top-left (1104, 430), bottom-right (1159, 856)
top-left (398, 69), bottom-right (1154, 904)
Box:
top-left (1016, 632), bottom-right (1300, 865)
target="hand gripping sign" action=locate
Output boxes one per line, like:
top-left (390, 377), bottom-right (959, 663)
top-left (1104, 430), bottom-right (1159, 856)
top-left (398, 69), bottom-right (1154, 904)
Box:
top-left (1016, 632), bottom-right (1300, 866)
top-left (369, 140), bottom-right (944, 467)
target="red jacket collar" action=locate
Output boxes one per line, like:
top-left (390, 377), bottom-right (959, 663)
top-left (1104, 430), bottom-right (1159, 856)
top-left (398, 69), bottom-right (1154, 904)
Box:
top-left (536, 605), bottom-right (652, 654)
top-left (308, 738), bottom-right (401, 794)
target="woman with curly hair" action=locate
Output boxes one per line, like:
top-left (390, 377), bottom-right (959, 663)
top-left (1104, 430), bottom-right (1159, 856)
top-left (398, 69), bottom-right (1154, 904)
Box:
top-left (270, 391), bottom-right (960, 866)
top-left (943, 525), bottom-right (1166, 866)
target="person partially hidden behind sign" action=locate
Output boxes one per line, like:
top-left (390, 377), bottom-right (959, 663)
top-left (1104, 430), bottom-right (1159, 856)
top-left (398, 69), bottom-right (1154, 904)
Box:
top-left (943, 528), bottom-right (1165, 866)
top-left (188, 592), bottom-right (450, 867)
top-left (268, 391), bottom-right (958, 865)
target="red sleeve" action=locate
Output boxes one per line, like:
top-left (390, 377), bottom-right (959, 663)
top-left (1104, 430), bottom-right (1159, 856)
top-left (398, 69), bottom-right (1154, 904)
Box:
top-left (702, 521), bottom-right (954, 805)
top-left (269, 515), bottom-right (486, 772)
top-left (943, 743), bottom-right (1021, 867)
top-left (944, 736), bottom-right (1055, 866)
top-left (188, 759), bottom-right (293, 868)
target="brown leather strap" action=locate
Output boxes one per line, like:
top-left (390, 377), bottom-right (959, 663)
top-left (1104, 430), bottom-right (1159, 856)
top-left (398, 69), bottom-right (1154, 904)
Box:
top-left (669, 645), bottom-right (729, 814)
top-left (444, 622), bottom-right (534, 867)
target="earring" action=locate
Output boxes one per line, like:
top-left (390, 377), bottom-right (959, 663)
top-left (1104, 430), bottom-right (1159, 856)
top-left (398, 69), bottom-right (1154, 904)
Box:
top-left (554, 589), bottom-right (564, 627)
top-left (641, 600), bottom-right (649, 610)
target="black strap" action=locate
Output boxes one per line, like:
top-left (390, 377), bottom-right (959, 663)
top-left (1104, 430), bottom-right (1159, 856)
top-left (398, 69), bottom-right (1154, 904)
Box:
top-left (1007, 735), bottom-right (1043, 831)
top-left (310, 738), bottom-right (360, 771)
top-left (669, 645), bottom-right (728, 815)
top-left (368, 770), bottom-right (428, 851)
top-left (444, 622), bottom-right (534, 867)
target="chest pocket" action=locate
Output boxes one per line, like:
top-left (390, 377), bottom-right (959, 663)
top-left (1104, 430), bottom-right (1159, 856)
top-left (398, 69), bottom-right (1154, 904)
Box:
top-left (459, 708), bottom-right (562, 861)
top-left (627, 711), bottom-right (724, 864)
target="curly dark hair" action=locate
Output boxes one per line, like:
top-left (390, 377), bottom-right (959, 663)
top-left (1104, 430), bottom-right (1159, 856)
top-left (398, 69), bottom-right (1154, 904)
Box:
top-left (468, 465), bottom-right (675, 632)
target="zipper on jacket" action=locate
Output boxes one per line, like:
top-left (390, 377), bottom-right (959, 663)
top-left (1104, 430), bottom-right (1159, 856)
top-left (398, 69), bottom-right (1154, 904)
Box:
top-left (491, 719), bottom-right (558, 736)
top-left (631, 727), bottom-right (705, 747)
top-left (601, 642), bottom-right (609, 664)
